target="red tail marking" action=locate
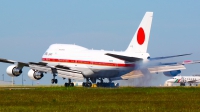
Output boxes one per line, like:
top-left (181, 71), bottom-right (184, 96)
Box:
top-left (137, 27), bottom-right (145, 45)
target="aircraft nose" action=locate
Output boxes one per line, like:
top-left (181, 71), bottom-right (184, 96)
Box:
top-left (166, 79), bottom-right (175, 83)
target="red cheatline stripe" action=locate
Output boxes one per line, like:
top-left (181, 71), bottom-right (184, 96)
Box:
top-left (42, 58), bottom-right (135, 67)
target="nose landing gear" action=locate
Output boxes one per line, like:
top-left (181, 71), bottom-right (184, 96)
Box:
top-left (51, 68), bottom-right (58, 84)
top-left (51, 73), bottom-right (58, 84)
top-left (64, 79), bottom-right (74, 87)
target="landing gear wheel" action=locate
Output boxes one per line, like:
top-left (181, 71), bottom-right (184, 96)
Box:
top-left (82, 82), bottom-right (92, 87)
top-left (64, 83), bottom-right (69, 87)
top-left (51, 79), bottom-right (55, 84)
top-left (70, 83), bottom-right (74, 87)
top-left (82, 82), bottom-right (86, 87)
top-left (180, 83), bottom-right (185, 86)
top-left (51, 68), bottom-right (57, 84)
top-left (51, 79), bottom-right (58, 84)
top-left (64, 83), bottom-right (74, 87)
top-left (87, 83), bottom-right (92, 87)
top-left (54, 79), bottom-right (58, 84)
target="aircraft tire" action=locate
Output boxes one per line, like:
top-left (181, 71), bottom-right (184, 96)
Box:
top-left (70, 83), bottom-right (74, 87)
top-left (54, 79), bottom-right (58, 84)
top-left (180, 83), bottom-right (185, 86)
top-left (88, 83), bottom-right (92, 87)
top-left (64, 83), bottom-right (69, 87)
top-left (51, 79), bottom-right (55, 84)
top-left (82, 82), bottom-right (86, 87)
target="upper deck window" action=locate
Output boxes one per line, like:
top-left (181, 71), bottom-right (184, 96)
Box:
top-left (44, 52), bottom-right (53, 56)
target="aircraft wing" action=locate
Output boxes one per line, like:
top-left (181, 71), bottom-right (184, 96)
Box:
top-left (0, 58), bottom-right (85, 80)
top-left (148, 65), bottom-right (186, 73)
top-left (160, 60), bottom-right (200, 66)
top-left (0, 58), bottom-right (29, 67)
top-left (111, 60), bottom-right (200, 81)
top-left (147, 60), bottom-right (200, 74)
top-left (111, 64), bottom-right (186, 81)
top-left (148, 53), bottom-right (192, 60)
top-left (28, 62), bottom-right (85, 80)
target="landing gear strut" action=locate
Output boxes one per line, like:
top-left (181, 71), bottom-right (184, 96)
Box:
top-left (82, 78), bottom-right (92, 87)
top-left (64, 79), bottom-right (74, 87)
top-left (97, 78), bottom-right (116, 87)
top-left (180, 82), bottom-right (185, 86)
top-left (97, 78), bottom-right (104, 87)
top-left (51, 72), bottom-right (58, 84)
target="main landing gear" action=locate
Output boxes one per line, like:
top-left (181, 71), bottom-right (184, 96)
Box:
top-left (180, 82), bottom-right (185, 86)
top-left (96, 78), bottom-right (115, 87)
top-left (81, 78), bottom-right (117, 87)
top-left (64, 79), bottom-right (74, 87)
top-left (82, 78), bottom-right (92, 87)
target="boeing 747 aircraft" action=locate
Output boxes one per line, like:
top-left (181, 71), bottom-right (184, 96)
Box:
top-left (0, 12), bottom-right (199, 87)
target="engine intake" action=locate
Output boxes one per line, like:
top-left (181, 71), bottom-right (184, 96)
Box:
top-left (28, 69), bottom-right (44, 80)
top-left (163, 70), bottom-right (181, 77)
top-left (6, 65), bottom-right (22, 77)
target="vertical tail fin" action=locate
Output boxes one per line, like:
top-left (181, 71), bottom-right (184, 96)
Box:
top-left (125, 12), bottom-right (153, 53)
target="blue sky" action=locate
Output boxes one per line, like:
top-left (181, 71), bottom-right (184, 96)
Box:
top-left (0, 1), bottom-right (200, 86)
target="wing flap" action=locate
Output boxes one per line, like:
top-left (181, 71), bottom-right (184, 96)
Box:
top-left (110, 70), bottom-right (144, 81)
top-left (121, 70), bottom-right (144, 79)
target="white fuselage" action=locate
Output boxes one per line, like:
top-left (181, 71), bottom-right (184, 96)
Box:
top-left (41, 44), bottom-right (149, 78)
top-left (166, 76), bottom-right (200, 83)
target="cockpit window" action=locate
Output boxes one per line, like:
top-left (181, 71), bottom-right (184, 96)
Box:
top-left (44, 52), bottom-right (48, 55)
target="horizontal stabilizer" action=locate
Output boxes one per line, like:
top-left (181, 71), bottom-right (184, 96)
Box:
top-left (105, 53), bottom-right (142, 62)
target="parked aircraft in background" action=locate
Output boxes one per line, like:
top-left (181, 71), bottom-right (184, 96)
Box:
top-left (165, 75), bottom-right (200, 86)
top-left (0, 12), bottom-right (200, 87)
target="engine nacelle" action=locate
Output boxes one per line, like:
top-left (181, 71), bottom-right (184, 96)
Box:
top-left (28, 69), bottom-right (44, 80)
top-left (163, 70), bottom-right (181, 77)
top-left (6, 65), bottom-right (22, 77)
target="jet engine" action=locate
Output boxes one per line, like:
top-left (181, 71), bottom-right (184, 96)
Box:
top-left (28, 69), bottom-right (44, 80)
top-left (163, 70), bottom-right (181, 77)
top-left (6, 65), bottom-right (22, 77)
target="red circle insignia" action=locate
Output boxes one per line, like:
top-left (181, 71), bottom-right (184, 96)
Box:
top-left (137, 27), bottom-right (145, 45)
